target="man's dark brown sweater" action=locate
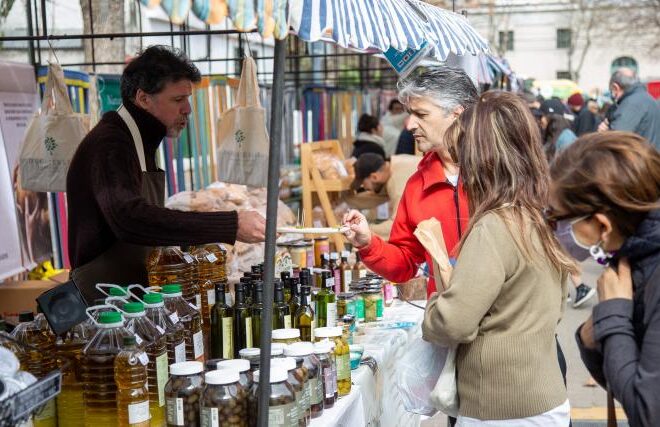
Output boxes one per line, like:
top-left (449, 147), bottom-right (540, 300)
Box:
top-left (66, 101), bottom-right (238, 268)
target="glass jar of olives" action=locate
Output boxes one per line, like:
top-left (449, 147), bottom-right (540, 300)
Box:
top-left (217, 358), bottom-right (253, 391)
top-left (313, 341), bottom-right (337, 408)
top-left (165, 361), bottom-right (205, 427)
top-left (314, 327), bottom-right (351, 397)
top-left (363, 289), bottom-right (383, 322)
top-left (285, 342), bottom-right (323, 419)
top-left (200, 370), bottom-right (248, 427)
top-left (272, 357), bottom-right (307, 426)
top-left (252, 367), bottom-right (297, 427)
top-left (239, 348), bottom-right (261, 372)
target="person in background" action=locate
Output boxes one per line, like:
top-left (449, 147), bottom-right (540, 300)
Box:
top-left (348, 152), bottom-right (420, 240)
top-left (423, 91), bottom-right (573, 425)
top-left (351, 113), bottom-right (386, 159)
top-left (548, 131), bottom-right (660, 426)
top-left (380, 99), bottom-right (408, 157)
top-left (568, 93), bottom-right (598, 136)
top-left (342, 67), bottom-right (477, 298)
top-left (542, 113), bottom-right (577, 159)
top-left (599, 67), bottom-right (660, 150)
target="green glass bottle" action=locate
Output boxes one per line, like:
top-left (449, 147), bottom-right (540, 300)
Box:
top-left (315, 271), bottom-right (337, 328)
top-left (232, 283), bottom-right (253, 357)
top-left (294, 286), bottom-right (315, 342)
top-left (273, 280), bottom-right (291, 329)
top-left (210, 282), bottom-right (234, 359)
top-left (241, 277), bottom-right (253, 307)
top-left (251, 281), bottom-right (264, 348)
top-left (281, 272), bottom-right (292, 303)
top-left (288, 277), bottom-right (301, 318)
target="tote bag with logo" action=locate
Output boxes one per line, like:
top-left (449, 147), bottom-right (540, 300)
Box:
top-left (19, 63), bottom-right (89, 192)
top-left (216, 56), bottom-right (269, 188)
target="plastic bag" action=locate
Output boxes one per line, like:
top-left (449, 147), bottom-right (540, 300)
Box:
top-left (396, 337), bottom-right (448, 416)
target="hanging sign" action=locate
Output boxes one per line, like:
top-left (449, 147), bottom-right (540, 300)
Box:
top-left (384, 41), bottom-right (431, 77)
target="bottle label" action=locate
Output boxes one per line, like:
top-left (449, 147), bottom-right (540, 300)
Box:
top-left (332, 363), bottom-right (338, 394)
top-left (174, 342), bottom-right (186, 363)
top-left (343, 270), bottom-right (352, 292)
top-left (359, 269), bottom-right (367, 278)
top-left (268, 402), bottom-right (296, 426)
top-left (195, 295), bottom-right (202, 311)
top-left (337, 353), bottom-right (351, 380)
top-left (377, 298), bottom-right (384, 319)
top-left (311, 317), bottom-right (316, 341)
top-left (166, 397), bottom-right (185, 426)
top-left (283, 314), bottom-right (292, 329)
top-left (155, 325), bottom-right (166, 335)
top-left (183, 253), bottom-right (195, 264)
top-left (33, 399), bottom-right (55, 420)
top-left (169, 312), bottom-right (180, 324)
top-left (295, 389), bottom-right (306, 421)
top-left (356, 299), bottom-right (365, 320)
top-left (207, 289), bottom-right (216, 307)
top-left (245, 317), bottom-right (253, 348)
top-left (128, 400), bottom-right (150, 424)
top-left (222, 316), bottom-right (234, 359)
top-left (206, 253), bottom-right (218, 263)
top-left (325, 277), bottom-right (335, 289)
top-left (323, 367), bottom-right (335, 398)
top-left (333, 269), bottom-right (341, 289)
top-left (302, 379), bottom-right (311, 411)
top-left (134, 334), bottom-right (144, 346)
top-left (193, 330), bottom-right (205, 360)
top-left (309, 376), bottom-right (322, 405)
top-left (326, 302), bottom-right (337, 327)
top-left (156, 352), bottom-right (168, 406)
top-left (201, 407), bottom-right (219, 427)
top-left (138, 352), bottom-right (149, 366)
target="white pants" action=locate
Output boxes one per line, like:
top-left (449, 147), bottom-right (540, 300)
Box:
top-left (456, 400), bottom-right (571, 427)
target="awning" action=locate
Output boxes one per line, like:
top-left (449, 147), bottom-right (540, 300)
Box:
top-left (289, 0), bottom-right (489, 61)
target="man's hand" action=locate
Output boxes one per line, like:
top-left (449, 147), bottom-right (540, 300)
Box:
top-left (597, 257), bottom-right (633, 301)
top-left (598, 119), bottom-right (610, 133)
top-left (342, 210), bottom-right (372, 248)
top-left (236, 210), bottom-right (266, 243)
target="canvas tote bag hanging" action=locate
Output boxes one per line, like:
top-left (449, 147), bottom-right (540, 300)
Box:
top-left (19, 63), bottom-right (90, 192)
top-left (216, 56), bottom-right (269, 188)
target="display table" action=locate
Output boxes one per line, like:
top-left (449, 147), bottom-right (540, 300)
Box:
top-left (313, 299), bottom-right (426, 427)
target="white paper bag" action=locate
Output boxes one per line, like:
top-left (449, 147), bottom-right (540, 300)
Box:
top-left (19, 63), bottom-right (90, 192)
top-left (216, 56), bottom-right (269, 188)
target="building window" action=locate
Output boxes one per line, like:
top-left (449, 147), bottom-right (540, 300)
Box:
top-left (557, 29), bottom-right (572, 49)
top-left (498, 31), bottom-right (514, 51)
top-left (556, 71), bottom-right (572, 80)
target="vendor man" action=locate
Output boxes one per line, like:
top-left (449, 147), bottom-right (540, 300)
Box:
top-left (67, 45), bottom-right (266, 303)
top-left (342, 67), bottom-right (477, 297)
top-left (348, 152), bottom-right (420, 240)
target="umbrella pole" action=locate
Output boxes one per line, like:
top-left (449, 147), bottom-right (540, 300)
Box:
top-left (257, 37), bottom-right (287, 427)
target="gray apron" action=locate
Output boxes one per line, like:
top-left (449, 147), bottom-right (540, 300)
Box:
top-left (71, 105), bottom-right (165, 305)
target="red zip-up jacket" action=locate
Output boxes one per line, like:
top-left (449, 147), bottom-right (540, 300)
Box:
top-left (358, 152), bottom-right (470, 297)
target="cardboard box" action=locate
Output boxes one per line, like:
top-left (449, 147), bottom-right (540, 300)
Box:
top-left (0, 279), bottom-right (62, 325)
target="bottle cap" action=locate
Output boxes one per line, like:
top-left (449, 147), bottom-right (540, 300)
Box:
top-left (284, 342), bottom-right (314, 357)
top-left (98, 311), bottom-right (122, 325)
top-left (123, 302), bottom-right (145, 314)
top-left (271, 357), bottom-right (296, 371)
top-left (18, 311), bottom-right (34, 323)
top-left (272, 329), bottom-right (300, 340)
top-left (143, 293), bottom-right (163, 304)
top-left (123, 335), bottom-right (137, 346)
top-left (239, 347), bottom-right (260, 358)
top-left (161, 284), bottom-right (183, 294)
top-left (253, 366), bottom-right (288, 383)
top-left (109, 287), bottom-right (128, 297)
top-left (314, 326), bottom-right (342, 338)
top-left (271, 343), bottom-right (286, 356)
top-left (205, 369), bottom-right (240, 385)
top-left (170, 361), bottom-right (204, 376)
top-left (217, 359), bottom-right (250, 373)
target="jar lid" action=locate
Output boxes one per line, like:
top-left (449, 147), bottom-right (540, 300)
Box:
top-left (337, 292), bottom-right (355, 299)
top-left (170, 361), bottom-right (204, 376)
top-left (205, 369), bottom-right (239, 385)
top-left (271, 343), bottom-right (286, 356)
top-left (143, 293), bottom-right (163, 304)
top-left (271, 357), bottom-right (296, 371)
top-left (364, 289), bottom-right (382, 294)
top-left (123, 302), bottom-right (145, 314)
top-left (272, 328), bottom-right (300, 340)
top-left (314, 326), bottom-right (342, 338)
top-left (239, 347), bottom-right (260, 358)
top-left (313, 342), bottom-right (333, 354)
top-left (254, 367), bottom-right (288, 383)
top-left (217, 359), bottom-right (250, 373)
top-left (284, 342), bottom-right (314, 357)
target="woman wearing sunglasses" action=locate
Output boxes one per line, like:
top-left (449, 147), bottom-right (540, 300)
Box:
top-left (548, 131), bottom-right (660, 427)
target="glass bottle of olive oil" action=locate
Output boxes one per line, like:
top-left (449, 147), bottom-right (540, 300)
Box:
top-left (232, 283), bottom-right (253, 357)
top-left (294, 286), bottom-right (315, 342)
top-left (210, 282), bottom-right (234, 359)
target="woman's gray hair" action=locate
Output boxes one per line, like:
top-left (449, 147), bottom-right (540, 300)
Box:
top-left (398, 67), bottom-right (478, 114)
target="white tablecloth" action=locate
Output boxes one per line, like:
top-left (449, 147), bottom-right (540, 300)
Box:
top-left (314, 299), bottom-right (426, 427)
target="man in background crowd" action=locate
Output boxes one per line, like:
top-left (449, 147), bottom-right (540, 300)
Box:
top-left (567, 93), bottom-right (599, 136)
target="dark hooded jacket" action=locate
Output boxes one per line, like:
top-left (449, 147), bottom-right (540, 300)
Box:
top-left (576, 209), bottom-right (660, 427)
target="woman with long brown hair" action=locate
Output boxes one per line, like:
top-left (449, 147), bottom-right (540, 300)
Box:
top-left (422, 91), bottom-right (575, 425)
top-left (547, 132), bottom-right (660, 427)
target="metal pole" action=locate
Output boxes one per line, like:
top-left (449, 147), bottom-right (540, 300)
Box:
top-left (40, 0), bottom-right (47, 37)
top-left (88, 0), bottom-right (96, 73)
top-left (25, 0), bottom-right (36, 71)
top-left (257, 37), bottom-right (286, 427)
top-left (0, 28), bottom-right (259, 42)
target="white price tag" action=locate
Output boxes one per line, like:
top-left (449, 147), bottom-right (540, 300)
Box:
top-left (169, 312), bottom-right (180, 324)
top-left (193, 331), bottom-right (204, 360)
top-left (156, 325), bottom-right (165, 335)
top-left (195, 294), bottom-right (201, 310)
top-left (128, 400), bottom-right (150, 424)
top-left (207, 289), bottom-right (216, 307)
top-left (174, 342), bottom-right (186, 363)
top-left (138, 352), bottom-right (149, 366)
top-left (206, 253), bottom-right (218, 263)
top-left (183, 254), bottom-right (194, 264)
top-left (134, 334), bottom-right (143, 345)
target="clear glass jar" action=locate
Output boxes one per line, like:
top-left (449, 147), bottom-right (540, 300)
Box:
top-left (363, 289), bottom-right (383, 322)
top-left (314, 327), bottom-right (351, 397)
top-left (251, 367), bottom-right (297, 427)
top-left (286, 342), bottom-right (322, 419)
top-left (349, 285), bottom-right (366, 321)
top-left (239, 348), bottom-right (261, 372)
top-left (217, 358), bottom-right (254, 391)
top-left (336, 292), bottom-right (357, 318)
top-left (313, 342), bottom-right (336, 408)
top-left (272, 328), bottom-right (302, 346)
top-left (200, 370), bottom-right (248, 427)
top-left (164, 361), bottom-right (204, 426)
top-left (272, 357), bottom-right (306, 426)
